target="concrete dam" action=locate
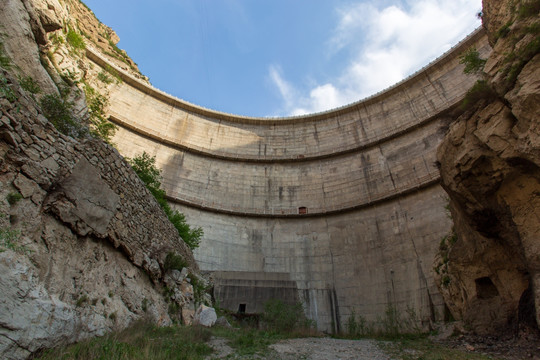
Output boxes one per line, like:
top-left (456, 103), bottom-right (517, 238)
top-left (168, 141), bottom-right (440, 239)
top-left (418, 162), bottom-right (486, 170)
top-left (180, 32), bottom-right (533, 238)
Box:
top-left (87, 28), bottom-right (490, 332)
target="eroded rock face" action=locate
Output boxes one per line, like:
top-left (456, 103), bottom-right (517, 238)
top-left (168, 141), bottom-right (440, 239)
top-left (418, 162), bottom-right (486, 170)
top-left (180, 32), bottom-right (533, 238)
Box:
top-left (0, 0), bottom-right (58, 95)
top-left (0, 69), bottom-right (199, 358)
top-left (436, 0), bottom-right (540, 335)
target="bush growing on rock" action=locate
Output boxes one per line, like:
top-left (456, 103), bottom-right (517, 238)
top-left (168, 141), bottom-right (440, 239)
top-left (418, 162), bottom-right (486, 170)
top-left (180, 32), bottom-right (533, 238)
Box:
top-left (40, 94), bottom-right (88, 138)
top-left (459, 47), bottom-right (486, 75)
top-left (129, 152), bottom-right (203, 249)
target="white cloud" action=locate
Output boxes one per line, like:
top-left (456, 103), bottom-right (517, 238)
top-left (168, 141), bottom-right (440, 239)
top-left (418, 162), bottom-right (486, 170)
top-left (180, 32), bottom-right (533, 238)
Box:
top-left (269, 0), bottom-right (482, 116)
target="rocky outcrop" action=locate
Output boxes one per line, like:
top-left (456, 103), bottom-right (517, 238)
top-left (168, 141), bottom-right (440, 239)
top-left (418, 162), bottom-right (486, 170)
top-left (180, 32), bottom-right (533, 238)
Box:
top-left (436, 0), bottom-right (540, 335)
top-left (0, 65), bottom-right (203, 358)
top-left (0, 1), bottom-right (214, 357)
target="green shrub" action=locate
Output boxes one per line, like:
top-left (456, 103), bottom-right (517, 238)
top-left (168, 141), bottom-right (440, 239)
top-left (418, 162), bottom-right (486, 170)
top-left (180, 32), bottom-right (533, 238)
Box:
top-left (104, 64), bottom-right (122, 83)
top-left (346, 309), bottom-right (371, 337)
top-left (518, 0), bottom-right (540, 19)
top-left (66, 27), bottom-right (85, 50)
top-left (97, 71), bottom-right (113, 84)
top-left (461, 80), bottom-right (498, 109)
top-left (40, 94), bottom-right (87, 138)
top-left (262, 299), bottom-right (313, 333)
top-left (129, 152), bottom-right (203, 249)
top-left (190, 273), bottom-right (210, 305)
top-left (0, 40), bottom-right (11, 69)
top-left (18, 75), bottom-right (41, 95)
top-left (164, 252), bottom-right (187, 271)
top-left (0, 74), bottom-right (17, 102)
top-left (459, 47), bottom-right (486, 75)
top-left (6, 192), bottom-right (22, 205)
top-left (495, 21), bottom-right (512, 40)
top-left (84, 84), bottom-right (117, 144)
top-left (76, 294), bottom-right (88, 307)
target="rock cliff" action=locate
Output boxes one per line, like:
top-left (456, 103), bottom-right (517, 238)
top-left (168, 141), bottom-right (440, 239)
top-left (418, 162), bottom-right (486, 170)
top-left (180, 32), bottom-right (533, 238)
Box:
top-left (436, 0), bottom-right (540, 335)
top-left (0, 1), bottom-right (206, 359)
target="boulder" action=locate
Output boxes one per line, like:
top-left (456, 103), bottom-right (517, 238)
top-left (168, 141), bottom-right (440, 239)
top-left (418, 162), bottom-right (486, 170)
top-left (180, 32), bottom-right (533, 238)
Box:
top-left (193, 305), bottom-right (217, 327)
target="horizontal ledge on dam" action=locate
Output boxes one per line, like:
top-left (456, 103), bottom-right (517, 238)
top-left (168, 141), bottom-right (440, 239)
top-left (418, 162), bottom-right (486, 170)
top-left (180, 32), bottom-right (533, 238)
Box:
top-left (166, 177), bottom-right (441, 218)
top-left (86, 27), bottom-right (484, 125)
top-left (108, 106), bottom-right (455, 163)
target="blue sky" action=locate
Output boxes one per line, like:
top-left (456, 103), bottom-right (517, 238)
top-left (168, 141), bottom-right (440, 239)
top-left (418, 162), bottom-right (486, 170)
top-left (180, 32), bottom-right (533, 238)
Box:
top-left (83, 0), bottom-right (482, 117)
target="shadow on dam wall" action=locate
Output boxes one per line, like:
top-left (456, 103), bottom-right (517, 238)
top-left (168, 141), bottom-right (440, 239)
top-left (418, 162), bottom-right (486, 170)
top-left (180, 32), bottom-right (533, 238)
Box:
top-left (87, 28), bottom-right (491, 332)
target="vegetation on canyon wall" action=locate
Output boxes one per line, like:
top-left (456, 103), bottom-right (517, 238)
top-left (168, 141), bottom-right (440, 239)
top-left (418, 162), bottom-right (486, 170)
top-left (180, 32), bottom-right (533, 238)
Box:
top-left (129, 152), bottom-right (203, 250)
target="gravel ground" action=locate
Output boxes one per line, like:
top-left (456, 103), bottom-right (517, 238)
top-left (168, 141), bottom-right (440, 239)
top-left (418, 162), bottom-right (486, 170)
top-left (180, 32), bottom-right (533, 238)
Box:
top-left (206, 336), bottom-right (392, 360)
top-left (268, 337), bottom-right (391, 360)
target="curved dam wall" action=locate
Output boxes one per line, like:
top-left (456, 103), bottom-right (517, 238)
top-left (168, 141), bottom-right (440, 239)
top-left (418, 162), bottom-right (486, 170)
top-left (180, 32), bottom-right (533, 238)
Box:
top-left (87, 29), bottom-right (491, 332)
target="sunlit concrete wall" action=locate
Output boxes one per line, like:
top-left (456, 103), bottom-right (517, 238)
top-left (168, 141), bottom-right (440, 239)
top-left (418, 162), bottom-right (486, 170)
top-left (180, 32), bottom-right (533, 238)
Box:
top-left (87, 29), bottom-right (490, 332)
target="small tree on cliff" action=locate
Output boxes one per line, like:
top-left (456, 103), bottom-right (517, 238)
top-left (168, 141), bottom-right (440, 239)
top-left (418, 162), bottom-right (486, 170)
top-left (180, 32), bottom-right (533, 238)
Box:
top-left (129, 152), bottom-right (203, 249)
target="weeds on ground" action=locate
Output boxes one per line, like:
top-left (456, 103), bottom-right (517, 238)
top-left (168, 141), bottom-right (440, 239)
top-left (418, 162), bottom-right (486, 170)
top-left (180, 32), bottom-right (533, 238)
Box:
top-left (209, 326), bottom-right (281, 357)
top-left (342, 305), bottom-right (423, 340)
top-left (208, 299), bottom-right (318, 357)
top-left (263, 299), bottom-right (315, 334)
top-left (343, 305), bottom-right (501, 359)
top-left (36, 321), bottom-right (213, 360)
top-left (0, 226), bottom-right (27, 254)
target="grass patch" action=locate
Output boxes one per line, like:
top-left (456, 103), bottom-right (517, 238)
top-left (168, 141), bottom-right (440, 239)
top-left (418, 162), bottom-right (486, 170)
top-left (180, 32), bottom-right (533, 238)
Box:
top-left (0, 225), bottom-right (28, 254)
top-left (36, 322), bottom-right (213, 360)
top-left (97, 71), bottom-right (113, 84)
top-left (207, 299), bottom-right (318, 357)
top-left (379, 337), bottom-right (502, 360)
top-left (66, 27), bottom-right (85, 51)
top-left (103, 64), bottom-right (122, 84)
top-left (210, 326), bottom-right (285, 357)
